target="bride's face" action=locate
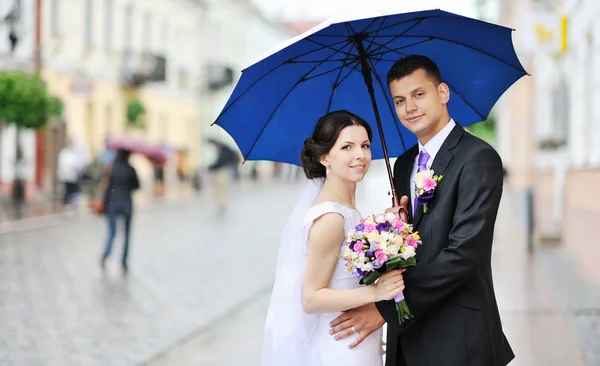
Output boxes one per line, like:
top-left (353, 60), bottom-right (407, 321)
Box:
top-left (321, 125), bottom-right (372, 182)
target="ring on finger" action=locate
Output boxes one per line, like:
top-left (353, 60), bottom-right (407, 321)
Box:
top-left (351, 326), bottom-right (356, 334)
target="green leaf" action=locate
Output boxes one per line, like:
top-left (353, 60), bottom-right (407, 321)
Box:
top-left (360, 271), bottom-right (381, 286)
top-left (385, 256), bottom-right (417, 271)
top-left (126, 98), bottom-right (146, 129)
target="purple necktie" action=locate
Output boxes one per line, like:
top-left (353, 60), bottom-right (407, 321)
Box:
top-left (413, 150), bottom-right (430, 216)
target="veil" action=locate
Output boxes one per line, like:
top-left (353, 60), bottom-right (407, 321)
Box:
top-left (262, 177), bottom-right (325, 366)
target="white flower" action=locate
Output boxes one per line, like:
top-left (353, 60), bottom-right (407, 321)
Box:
top-left (387, 243), bottom-right (401, 256)
top-left (399, 245), bottom-right (416, 260)
top-left (385, 212), bottom-right (396, 222)
top-left (375, 214), bottom-right (386, 224)
top-left (415, 169), bottom-right (434, 188)
top-left (393, 234), bottom-right (404, 245)
top-left (380, 231), bottom-right (391, 243)
top-left (344, 246), bottom-right (354, 258)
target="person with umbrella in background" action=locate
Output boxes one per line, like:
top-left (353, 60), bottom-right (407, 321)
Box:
top-left (99, 149), bottom-right (140, 275)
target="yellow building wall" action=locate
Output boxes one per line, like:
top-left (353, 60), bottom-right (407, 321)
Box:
top-left (42, 68), bottom-right (200, 182)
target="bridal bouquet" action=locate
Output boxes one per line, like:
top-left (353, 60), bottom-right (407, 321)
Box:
top-left (341, 212), bottom-right (422, 324)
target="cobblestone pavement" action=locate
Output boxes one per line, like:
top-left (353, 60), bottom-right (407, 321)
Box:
top-left (1, 162), bottom-right (599, 366)
top-left (147, 161), bottom-right (600, 366)
top-left (0, 179), bottom-right (304, 366)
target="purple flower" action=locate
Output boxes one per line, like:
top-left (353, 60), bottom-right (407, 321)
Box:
top-left (373, 260), bottom-right (383, 269)
top-left (356, 268), bottom-right (367, 277)
top-left (416, 190), bottom-right (435, 205)
top-left (376, 222), bottom-right (392, 233)
top-left (369, 242), bottom-right (380, 251)
top-left (349, 241), bottom-right (356, 251)
top-left (365, 250), bottom-right (374, 259)
top-left (355, 223), bottom-right (365, 232)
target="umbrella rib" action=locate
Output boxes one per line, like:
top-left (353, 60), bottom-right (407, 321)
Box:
top-left (363, 16), bottom-right (426, 37)
top-left (367, 38), bottom-right (431, 59)
top-left (444, 81), bottom-right (487, 121)
top-left (303, 59), bottom-right (359, 82)
top-left (373, 34), bottom-right (525, 73)
top-left (356, 15), bottom-right (385, 36)
top-left (305, 38), bottom-right (357, 58)
top-left (326, 62), bottom-right (348, 113)
top-left (364, 16), bottom-right (389, 54)
top-left (288, 58), bottom-right (354, 64)
top-left (214, 39), bottom-right (352, 122)
top-left (326, 59), bottom-right (364, 111)
top-left (243, 47), bottom-right (353, 160)
top-left (365, 57), bottom-right (407, 151)
top-left (335, 61), bottom-right (361, 88)
top-left (361, 14), bottom-right (499, 37)
top-left (364, 18), bottom-right (425, 57)
top-left (307, 34), bottom-right (352, 38)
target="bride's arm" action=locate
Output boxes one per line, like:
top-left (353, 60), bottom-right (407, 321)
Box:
top-left (302, 213), bottom-right (403, 314)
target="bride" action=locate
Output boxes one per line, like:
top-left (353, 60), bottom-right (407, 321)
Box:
top-left (262, 110), bottom-right (405, 366)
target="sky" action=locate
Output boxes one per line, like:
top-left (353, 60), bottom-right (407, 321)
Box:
top-left (250, 0), bottom-right (484, 22)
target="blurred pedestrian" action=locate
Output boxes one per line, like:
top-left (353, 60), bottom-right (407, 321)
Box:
top-left (12, 144), bottom-right (27, 218)
top-left (57, 138), bottom-right (81, 213)
top-left (153, 161), bottom-right (165, 197)
top-left (100, 149), bottom-right (140, 275)
top-left (207, 138), bottom-right (238, 216)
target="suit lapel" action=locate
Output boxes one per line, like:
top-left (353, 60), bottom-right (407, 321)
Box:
top-left (413, 124), bottom-right (464, 229)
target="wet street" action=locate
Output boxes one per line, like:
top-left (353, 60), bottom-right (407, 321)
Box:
top-left (1, 162), bottom-right (599, 365)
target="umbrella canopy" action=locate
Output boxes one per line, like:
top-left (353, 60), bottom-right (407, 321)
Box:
top-left (213, 9), bottom-right (527, 204)
top-left (105, 137), bottom-right (174, 164)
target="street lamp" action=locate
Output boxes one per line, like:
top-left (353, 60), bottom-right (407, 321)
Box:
top-left (3, 0), bottom-right (21, 54)
top-left (2, 0), bottom-right (26, 217)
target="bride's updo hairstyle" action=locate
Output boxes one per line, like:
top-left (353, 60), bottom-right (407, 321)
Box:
top-left (301, 110), bottom-right (373, 179)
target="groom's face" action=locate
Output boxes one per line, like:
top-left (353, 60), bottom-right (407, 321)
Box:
top-left (389, 68), bottom-right (450, 144)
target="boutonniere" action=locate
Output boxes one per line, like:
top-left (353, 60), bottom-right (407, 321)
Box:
top-left (414, 170), bottom-right (444, 214)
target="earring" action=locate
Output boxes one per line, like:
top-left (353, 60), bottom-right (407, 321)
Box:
top-left (326, 167), bottom-right (330, 175)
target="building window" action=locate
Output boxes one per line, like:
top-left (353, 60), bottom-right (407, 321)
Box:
top-left (143, 12), bottom-right (153, 52)
top-left (161, 20), bottom-right (169, 53)
top-left (104, 0), bottom-right (113, 52)
top-left (124, 5), bottom-right (133, 52)
top-left (51, 0), bottom-right (60, 36)
top-left (84, 0), bottom-right (93, 49)
top-left (178, 68), bottom-right (188, 90)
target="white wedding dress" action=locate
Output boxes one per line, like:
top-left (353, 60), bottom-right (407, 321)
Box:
top-left (262, 178), bottom-right (383, 366)
top-left (303, 202), bottom-right (384, 366)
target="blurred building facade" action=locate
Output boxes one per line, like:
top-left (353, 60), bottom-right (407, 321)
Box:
top-left (40, 0), bottom-right (203, 184)
top-left (497, 0), bottom-right (600, 283)
top-left (197, 0), bottom-right (295, 176)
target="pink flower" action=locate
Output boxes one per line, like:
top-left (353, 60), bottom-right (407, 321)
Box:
top-left (405, 236), bottom-right (417, 248)
top-left (354, 240), bottom-right (364, 253)
top-left (422, 177), bottom-right (437, 192)
top-left (364, 224), bottom-right (376, 233)
top-left (392, 219), bottom-right (407, 231)
top-left (375, 250), bottom-right (388, 263)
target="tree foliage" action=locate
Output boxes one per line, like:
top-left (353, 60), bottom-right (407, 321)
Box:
top-left (0, 71), bottom-right (56, 130)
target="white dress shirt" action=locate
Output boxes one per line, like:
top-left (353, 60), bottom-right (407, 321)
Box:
top-left (410, 119), bottom-right (456, 213)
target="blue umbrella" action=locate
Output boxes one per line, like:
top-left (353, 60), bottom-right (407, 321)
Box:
top-left (213, 9), bottom-right (527, 204)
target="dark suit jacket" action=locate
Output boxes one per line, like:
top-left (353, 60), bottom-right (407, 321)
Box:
top-left (376, 124), bottom-right (514, 366)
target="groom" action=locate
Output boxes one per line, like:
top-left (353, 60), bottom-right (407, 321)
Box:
top-left (329, 55), bottom-right (514, 366)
